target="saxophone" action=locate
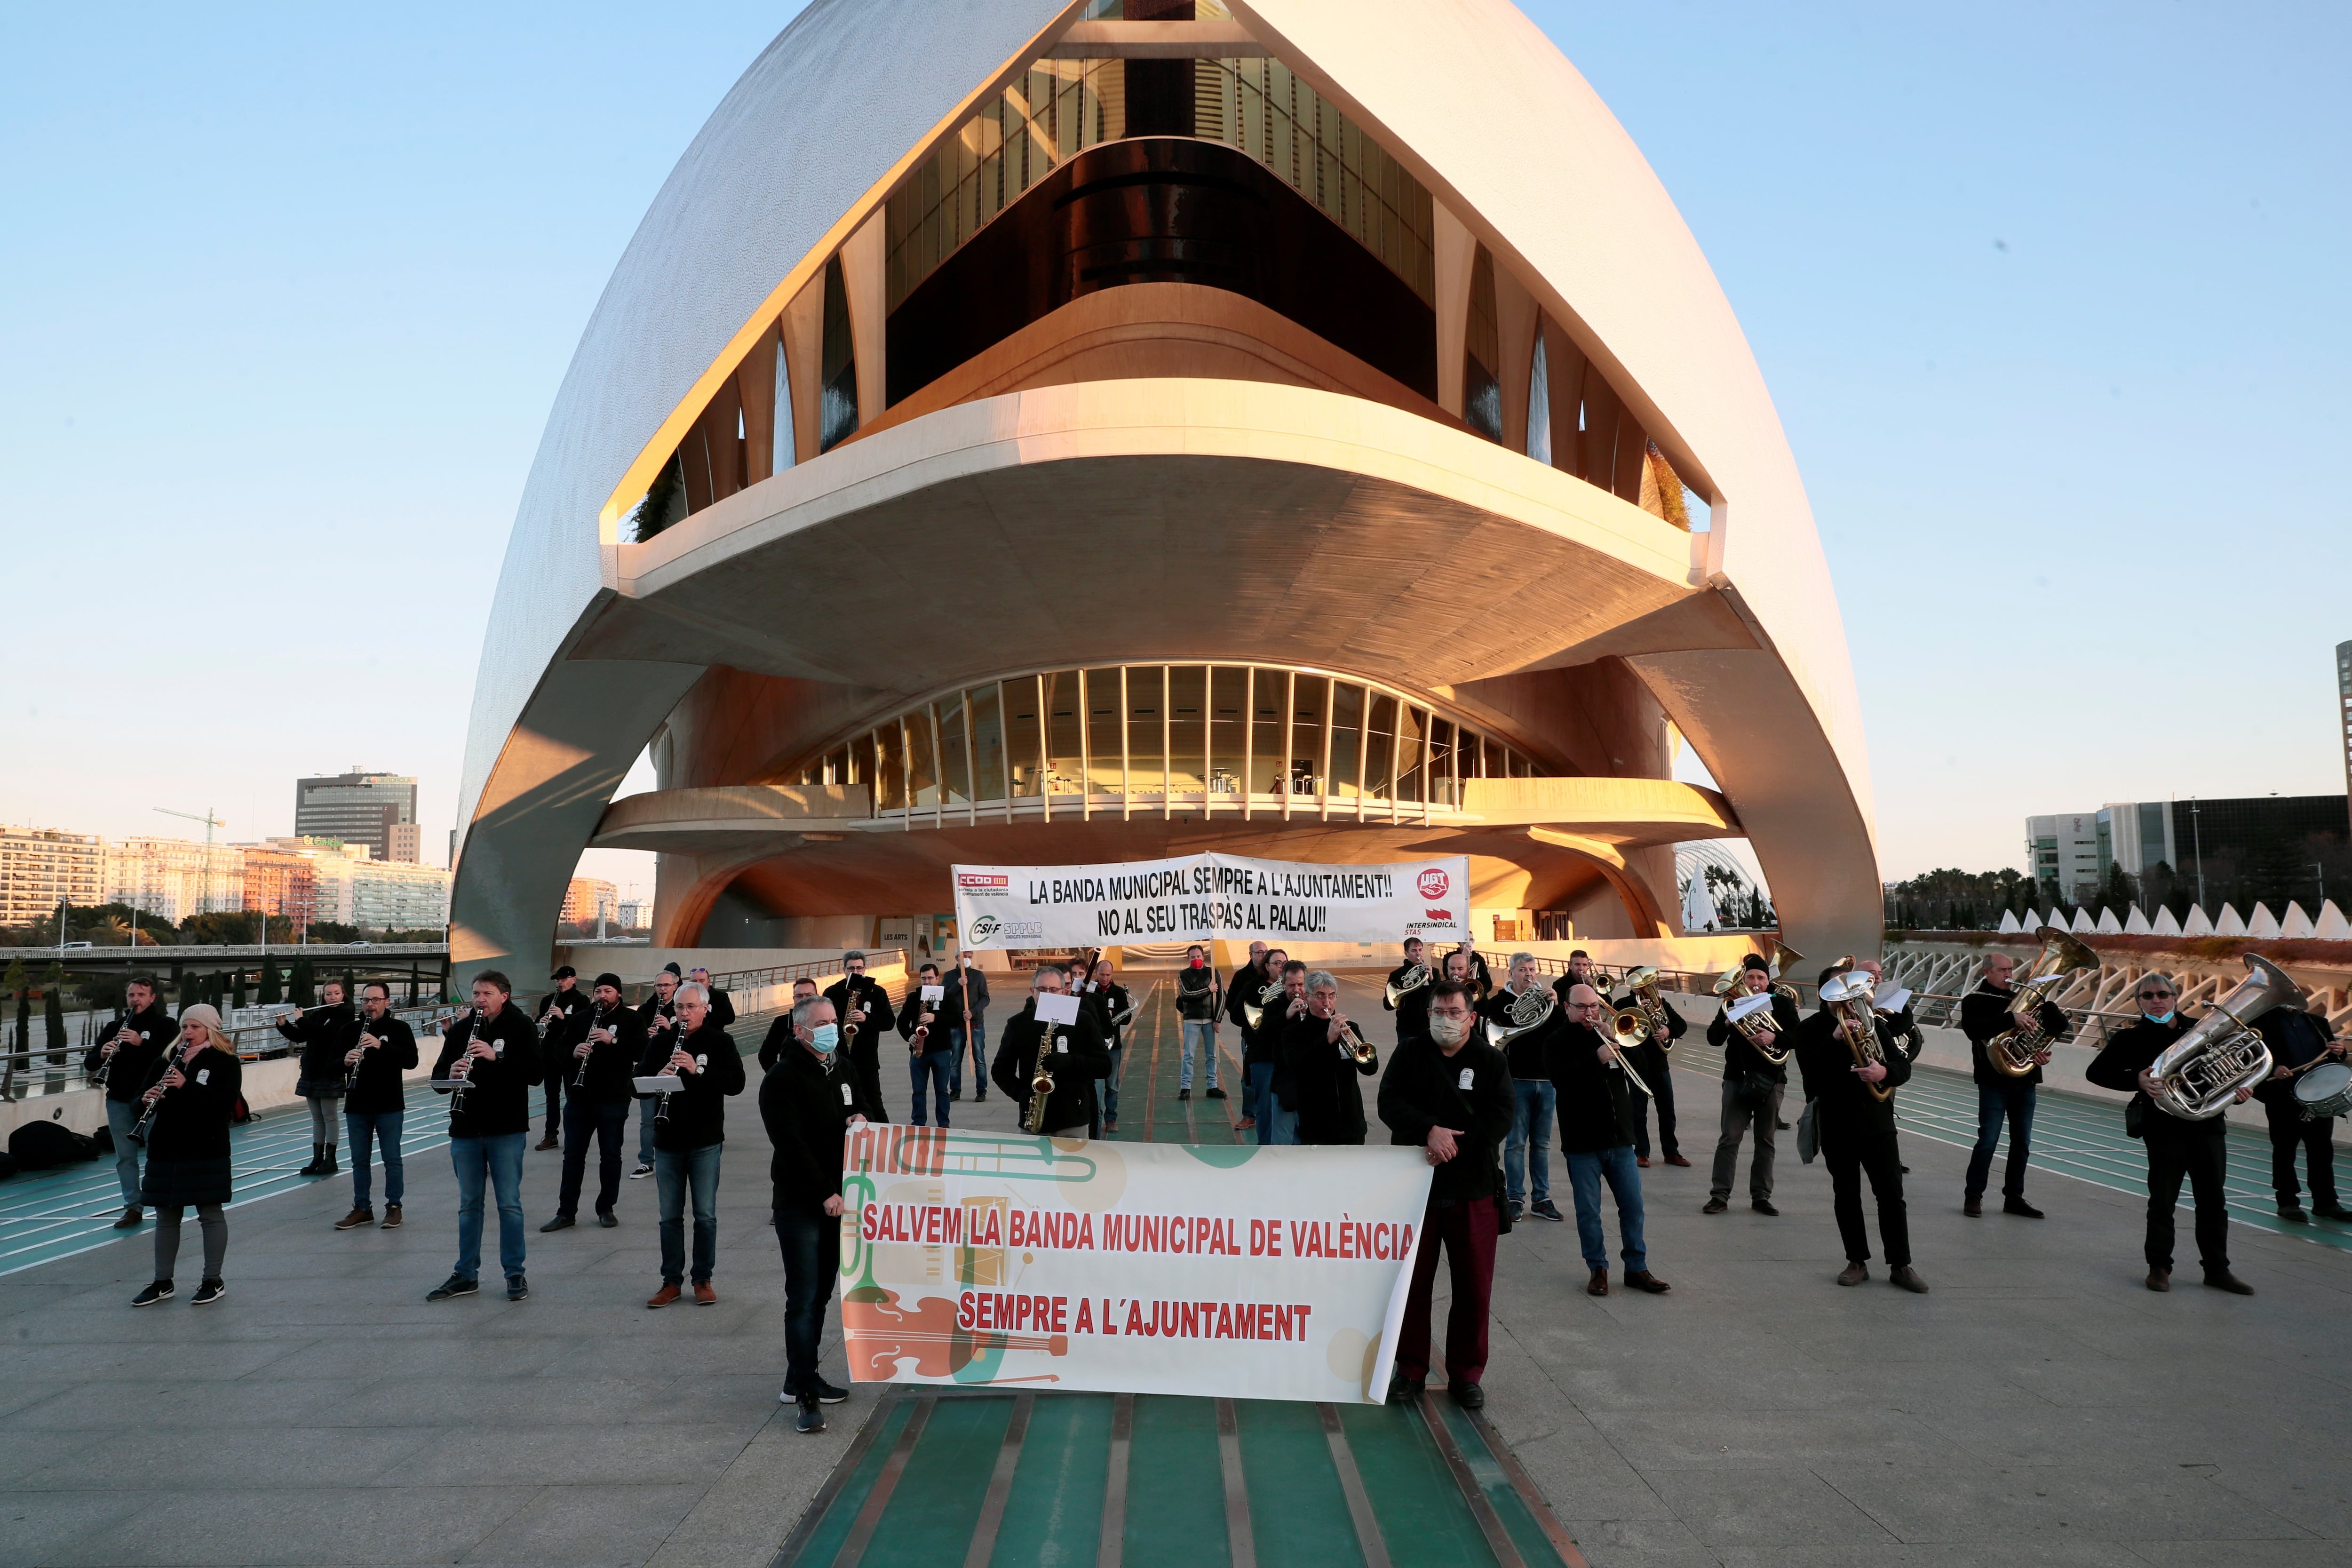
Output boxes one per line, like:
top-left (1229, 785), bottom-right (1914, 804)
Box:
top-left (1022, 1022), bottom-right (1059, 1134)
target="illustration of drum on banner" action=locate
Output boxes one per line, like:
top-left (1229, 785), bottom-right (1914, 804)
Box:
top-left (951, 852), bottom-right (1470, 950)
top-left (838, 1127), bottom-right (1434, 1403)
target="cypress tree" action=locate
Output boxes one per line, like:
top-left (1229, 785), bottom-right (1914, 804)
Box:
top-left (258, 963), bottom-right (281, 1006)
top-left (291, 958), bottom-right (315, 1007)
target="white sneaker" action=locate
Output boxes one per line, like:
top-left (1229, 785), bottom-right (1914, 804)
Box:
top-left (629, 1163), bottom-right (653, 1179)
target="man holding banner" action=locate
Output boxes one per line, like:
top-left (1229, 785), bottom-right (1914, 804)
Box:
top-left (1379, 978), bottom-right (1513, 1408)
top-left (1226, 941), bottom-right (1272, 1132)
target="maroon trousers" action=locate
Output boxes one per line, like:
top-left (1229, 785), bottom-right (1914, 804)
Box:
top-left (1396, 1193), bottom-right (1499, 1385)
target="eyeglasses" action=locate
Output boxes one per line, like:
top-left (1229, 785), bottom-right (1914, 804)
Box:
top-left (2138, 991), bottom-right (2174, 1001)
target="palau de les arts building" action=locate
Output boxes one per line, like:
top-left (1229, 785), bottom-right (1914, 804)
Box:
top-left (452, 0), bottom-right (1879, 980)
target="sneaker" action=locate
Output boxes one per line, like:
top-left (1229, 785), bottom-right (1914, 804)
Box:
top-left (809, 1377), bottom-right (849, 1405)
top-left (694, 1281), bottom-right (717, 1305)
top-left (1529, 1201), bottom-right (1565, 1223)
top-left (629, 1163), bottom-right (654, 1179)
top-left (540, 1214), bottom-right (576, 1233)
top-left (381, 1204), bottom-right (403, 1229)
top-left (1701, 1198), bottom-right (1728, 1214)
top-left (190, 1278), bottom-right (227, 1306)
top-left (112, 1207), bottom-right (144, 1230)
top-left (597, 1210), bottom-right (619, 1228)
top-left (131, 1280), bottom-right (174, 1307)
top-left (506, 1275), bottom-right (530, 1302)
top-left (1751, 1199), bottom-right (1780, 1217)
top-left (1205, 1086), bottom-right (1227, 1100)
top-left (1507, 1201), bottom-right (1526, 1223)
top-left (334, 1208), bottom-right (375, 1231)
top-left (427, 1274), bottom-right (479, 1302)
top-left (796, 1394), bottom-right (826, 1434)
top-left (1450, 1381), bottom-right (1485, 1409)
top-left (1385, 1373), bottom-right (1425, 1405)
top-left (1178, 1088), bottom-right (1192, 1101)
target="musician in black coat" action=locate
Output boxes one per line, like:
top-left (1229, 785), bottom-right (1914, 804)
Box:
top-left (1079, 961), bottom-right (1134, 1135)
top-left (898, 963), bottom-right (954, 1128)
top-left (991, 968), bottom-right (1110, 1138)
top-left (637, 982), bottom-right (747, 1305)
top-left (2254, 1001), bottom-right (2350, 1221)
top-left (278, 982), bottom-right (354, 1177)
top-left (426, 972), bottom-right (542, 1303)
top-left (760, 979), bottom-right (823, 1074)
top-left (1548, 985), bottom-right (1669, 1296)
top-left (87, 974), bottom-right (175, 1227)
top-left (1704, 958), bottom-right (1801, 1215)
top-left (334, 982), bottom-right (419, 1231)
top-left (545, 973), bottom-right (644, 1231)
top-left (634, 969), bottom-right (682, 1176)
top-left (2086, 974), bottom-right (2255, 1292)
top-left (1259, 960), bottom-right (1311, 1144)
top-left (1611, 974), bottom-right (1688, 1169)
top-left (1383, 937), bottom-right (1433, 1046)
top-left (1484, 954), bottom-right (1568, 1223)
top-left (128, 1005), bottom-right (242, 1307)
top-left (1377, 979), bottom-right (1514, 1408)
top-left (1794, 969), bottom-right (1923, 1291)
top-left (1959, 952), bottom-right (2069, 1218)
top-left (532, 967), bottom-right (589, 1152)
top-left (1227, 944), bottom-right (1281, 1140)
top-left (824, 952), bottom-right (895, 1126)
top-left (1283, 971), bottom-right (1378, 1145)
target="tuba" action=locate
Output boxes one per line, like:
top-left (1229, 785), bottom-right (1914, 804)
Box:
top-left (1486, 984), bottom-right (1557, 1051)
top-left (1820, 970), bottom-right (1892, 1103)
top-left (1986, 928), bottom-right (2096, 1077)
top-left (1621, 966), bottom-right (1670, 1052)
top-left (1022, 1022), bottom-right (1059, 1134)
top-left (1384, 963), bottom-right (1431, 1008)
top-left (2148, 955), bottom-right (2300, 1121)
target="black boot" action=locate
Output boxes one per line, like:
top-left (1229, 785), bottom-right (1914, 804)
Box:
top-left (320, 1146), bottom-right (339, 1176)
top-left (299, 1142), bottom-right (326, 1177)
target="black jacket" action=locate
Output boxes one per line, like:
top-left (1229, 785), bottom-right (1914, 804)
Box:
top-left (86, 1003), bottom-right (176, 1105)
top-left (1280, 1012), bottom-right (1377, 1145)
top-left (342, 1012), bottom-right (419, 1115)
top-left (758, 1011), bottom-right (806, 1075)
top-left (1082, 981), bottom-right (1135, 1048)
top-left (1961, 983), bottom-right (2069, 1087)
top-left (992, 1002), bottom-right (1111, 1133)
top-left (134, 1043), bottom-right (242, 1161)
top-left (1707, 990), bottom-right (1802, 1084)
top-left (825, 974), bottom-right (894, 1079)
top-left (638, 994), bottom-right (682, 1060)
top-left (762, 1042), bottom-right (862, 1219)
top-left (2254, 1008), bottom-right (2341, 1108)
top-left (1176, 963), bottom-right (1222, 1021)
top-left (1545, 1021), bottom-right (1635, 1153)
top-left (701, 986), bottom-right (736, 1029)
top-left (1792, 1007), bottom-right (1911, 1133)
top-left (279, 1001), bottom-right (357, 1090)
top-left (430, 1003), bottom-right (543, 1138)
top-left (533, 985), bottom-right (590, 1072)
top-left (638, 1019), bottom-right (746, 1151)
top-left (1480, 984), bottom-right (1567, 1080)
top-left (1377, 1036), bottom-right (1513, 1201)
top-left (570, 1001), bottom-right (646, 1103)
top-left (1263, 988), bottom-right (1315, 1100)
top-left (898, 989), bottom-right (948, 1054)
top-left (941, 964), bottom-right (990, 1020)
top-left (2088, 1014), bottom-right (2219, 1138)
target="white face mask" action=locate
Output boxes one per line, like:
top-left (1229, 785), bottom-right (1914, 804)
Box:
top-left (1428, 1013), bottom-right (1470, 1047)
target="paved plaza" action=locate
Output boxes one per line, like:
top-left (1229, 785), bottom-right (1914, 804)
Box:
top-left (1, 979), bottom-right (2348, 1567)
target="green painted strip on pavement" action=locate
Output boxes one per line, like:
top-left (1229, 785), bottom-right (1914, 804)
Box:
top-left (1235, 1398), bottom-right (1367, 1568)
top-left (991, 1391), bottom-right (1113, 1568)
top-left (1428, 1395), bottom-right (1574, 1568)
top-left (1126, 1393), bottom-right (1234, 1568)
top-left (790, 1396), bottom-right (918, 1568)
top-left (859, 1394), bottom-right (1015, 1567)
top-left (1335, 1402), bottom-right (1498, 1565)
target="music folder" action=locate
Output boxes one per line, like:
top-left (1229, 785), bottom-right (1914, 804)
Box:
top-left (634, 1075), bottom-right (685, 1095)
top-left (1033, 992), bottom-right (1081, 1027)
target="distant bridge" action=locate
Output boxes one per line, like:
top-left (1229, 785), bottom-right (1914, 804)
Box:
top-left (0, 943), bottom-right (449, 977)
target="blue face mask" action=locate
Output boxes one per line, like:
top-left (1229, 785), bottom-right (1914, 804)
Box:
top-left (2145, 1009), bottom-right (2176, 1025)
top-left (809, 1024), bottom-right (840, 1055)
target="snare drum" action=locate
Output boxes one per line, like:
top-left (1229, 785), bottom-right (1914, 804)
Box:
top-left (2293, 1060), bottom-right (2352, 1121)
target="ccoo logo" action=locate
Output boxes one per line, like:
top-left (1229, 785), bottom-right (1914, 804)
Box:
top-left (1416, 868), bottom-right (1450, 900)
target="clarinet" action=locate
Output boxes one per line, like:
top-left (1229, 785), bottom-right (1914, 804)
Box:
top-left (90, 1012), bottom-right (137, 1090)
top-left (574, 1003), bottom-right (611, 1089)
top-left (127, 1041), bottom-right (198, 1147)
top-left (344, 1015), bottom-right (374, 1092)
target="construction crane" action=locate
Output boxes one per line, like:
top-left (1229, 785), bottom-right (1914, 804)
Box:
top-left (155, 806), bottom-right (230, 924)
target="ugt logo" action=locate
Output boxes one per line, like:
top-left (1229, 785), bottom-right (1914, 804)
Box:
top-left (1416, 868), bottom-right (1450, 900)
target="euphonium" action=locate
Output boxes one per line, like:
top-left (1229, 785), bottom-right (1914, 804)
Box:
top-left (1986, 927), bottom-right (2096, 1077)
top-left (1767, 937), bottom-right (1805, 1002)
top-left (1384, 963), bottom-right (1431, 1008)
top-left (1486, 984), bottom-right (1557, 1050)
top-left (1622, 966), bottom-right (1670, 1052)
top-left (1023, 1023), bottom-right (1059, 1135)
top-left (2148, 955), bottom-right (2299, 1121)
top-left (1820, 970), bottom-right (1892, 1103)
top-left (1722, 992), bottom-right (1789, 1066)
top-left (1242, 979), bottom-right (1283, 1031)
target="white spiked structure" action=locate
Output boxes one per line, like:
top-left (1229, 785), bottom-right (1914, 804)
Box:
top-left (2152, 906), bottom-right (2182, 936)
top-left (2182, 905), bottom-right (2214, 937)
top-left (1997, 909), bottom-right (2021, 934)
top-left (2096, 907), bottom-right (2124, 934)
top-left (2124, 906), bottom-right (2153, 934)
top-left (2215, 904), bottom-right (2247, 938)
top-left (2070, 908), bottom-right (2097, 934)
top-left (2319, 901), bottom-right (2352, 940)
top-left (2246, 903), bottom-right (2281, 939)
top-left (2281, 901), bottom-right (2315, 939)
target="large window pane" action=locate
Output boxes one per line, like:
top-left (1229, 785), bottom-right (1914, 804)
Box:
top-left (1365, 693), bottom-right (1398, 801)
top-left (1427, 717), bottom-right (1455, 806)
top-left (1248, 668), bottom-right (1286, 796)
top-left (1395, 704), bottom-right (1425, 804)
top-left (1044, 669), bottom-right (1084, 795)
top-left (939, 699), bottom-right (973, 807)
top-left (971, 685), bottom-right (1006, 801)
top-left (1008, 678), bottom-right (1045, 798)
top-left (1168, 665), bottom-right (1207, 796)
top-left (1287, 675), bottom-right (1327, 798)
top-left (906, 713), bottom-right (938, 810)
top-left (1482, 734), bottom-right (1506, 780)
top-left (1209, 667), bottom-right (1247, 798)
top-left (1084, 667), bottom-right (1123, 795)
top-left (874, 725), bottom-right (906, 812)
top-left (1329, 683), bottom-right (1364, 797)
top-left (1126, 666), bottom-right (1165, 799)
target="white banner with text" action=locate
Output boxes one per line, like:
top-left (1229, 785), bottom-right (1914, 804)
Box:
top-left (839, 1128), bottom-right (1434, 1403)
top-left (950, 852), bottom-right (1471, 949)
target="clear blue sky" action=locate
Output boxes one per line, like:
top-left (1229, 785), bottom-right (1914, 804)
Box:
top-left (4, 2), bottom-right (2345, 903)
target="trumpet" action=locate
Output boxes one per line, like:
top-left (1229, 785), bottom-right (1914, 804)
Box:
top-left (1986, 928), bottom-right (2096, 1077)
top-left (1334, 1018), bottom-right (1377, 1067)
top-left (2148, 954), bottom-right (2300, 1121)
top-left (1023, 1024), bottom-right (1059, 1134)
top-left (1384, 963), bottom-right (1431, 1008)
top-left (1820, 970), bottom-right (1892, 1103)
top-left (1242, 979), bottom-right (1283, 1031)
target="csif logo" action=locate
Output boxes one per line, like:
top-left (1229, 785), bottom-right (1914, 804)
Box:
top-left (967, 915), bottom-right (1003, 942)
top-left (1416, 868), bottom-right (1450, 900)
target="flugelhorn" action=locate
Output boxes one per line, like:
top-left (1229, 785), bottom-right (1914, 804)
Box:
top-left (1820, 970), bottom-right (1892, 1103)
top-left (1022, 1023), bottom-right (1058, 1135)
top-left (1384, 963), bottom-right (1431, 1008)
top-left (2148, 954), bottom-right (2300, 1120)
top-left (1986, 927), bottom-right (2096, 1077)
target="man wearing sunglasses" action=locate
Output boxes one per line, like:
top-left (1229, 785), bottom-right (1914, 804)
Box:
top-left (2086, 977), bottom-right (2255, 1294)
top-left (1958, 952), bottom-right (2069, 1218)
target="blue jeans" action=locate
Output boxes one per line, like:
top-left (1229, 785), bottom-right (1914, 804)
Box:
top-left (656, 1143), bottom-right (722, 1285)
top-left (1965, 1081), bottom-right (2037, 1201)
top-left (558, 1097), bottom-right (628, 1218)
top-left (1104, 1044), bottom-right (1122, 1122)
top-left (450, 1132), bottom-right (527, 1282)
top-left (948, 1015), bottom-right (987, 1095)
top-left (1505, 1079), bottom-right (1555, 1208)
top-left (1265, 1081), bottom-right (1301, 1146)
top-left (345, 1109), bottom-right (405, 1208)
top-left (1565, 1145), bottom-right (1646, 1273)
top-left (775, 1207), bottom-right (841, 1394)
top-left (636, 1098), bottom-right (657, 1165)
top-left (106, 1098), bottom-right (143, 1208)
top-left (1181, 1020), bottom-right (1219, 1089)
top-left (908, 1051), bottom-right (952, 1126)
top-left (1249, 1062), bottom-right (1274, 1142)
